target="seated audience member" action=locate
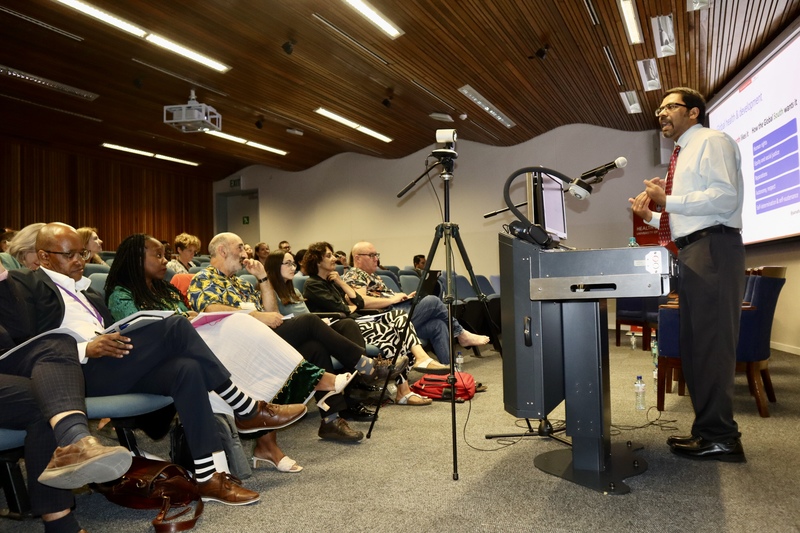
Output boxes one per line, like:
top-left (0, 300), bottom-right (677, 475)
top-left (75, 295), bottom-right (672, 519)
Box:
top-left (344, 241), bottom-right (489, 365)
top-left (76, 227), bottom-right (108, 266)
top-left (105, 234), bottom-right (354, 472)
top-left (301, 243), bottom-right (453, 404)
top-left (293, 248), bottom-right (307, 274)
top-left (335, 250), bottom-right (348, 268)
top-left (166, 232), bottom-right (201, 274)
top-left (254, 242), bottom-right (270, 267)
top-left (8, 222), bottom-right (46, 270)
top-left (278, 240), bottom-right (291, 252)
top-left (1, 230), bottom-right (15, 252)
top-left (413, 254), bottom-right (426, 276)
top-left (187, 232), bottom-right (407, 442)
top-left (1, 223), bottom-right (310, 504)
top-left (2, 266), bottom-right (132, 530)
top-left (0, 371), bottom-right (101, 533)
top-left (244, 243), bottom-right (254, 260)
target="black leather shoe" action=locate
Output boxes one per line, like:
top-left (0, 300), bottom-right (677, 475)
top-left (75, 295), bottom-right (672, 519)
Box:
top-left (671, 437), bottom-right (746, 462)
top-left (340, 403), bottom-right (377, 422)
top-left (667, 434), bottom-right (701, 447)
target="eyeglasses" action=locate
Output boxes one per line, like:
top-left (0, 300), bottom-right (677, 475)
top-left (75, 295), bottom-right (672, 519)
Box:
top-left (282, 261), bottom-right (297, 268)
top-left (323, 252), bottom-right (334, 259)
top-left (43, 249), bottom-right (92, 261)
top-left (356, 252), bottom-right (380, 259)
top-left (654, 103), bottom-right (688, 116)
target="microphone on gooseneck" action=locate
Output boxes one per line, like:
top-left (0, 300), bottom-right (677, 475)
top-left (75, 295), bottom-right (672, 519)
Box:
top-left (580, 157), bottom-right (628, 181)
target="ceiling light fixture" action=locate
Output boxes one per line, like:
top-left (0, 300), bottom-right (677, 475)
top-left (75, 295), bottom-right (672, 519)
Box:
top-left (617, 0), bottom-right (644, 44)
top-left (343, 0), bottom-right (404, 39)
top-left (101, 143), bottom-right (199, 166)
top-left (458, 85), bottom-right (516, 128)
top-left (0, 64), bottom-right (99, 100)
top-left (603, 46), bottom-right (624, 85)
top-left (315, 107), bottom-right (393, 142)
top-left (282, 40), bottom-right (295, 55)
top-left (205, 130), bottom-right (247, 144)
top-left (255, 118), bottom-right (263, 129)
top-left (54, 0), bottom-right (146, 37)
top-left (204, 131), bottom-right (288, 156)
top-left (54, 0), bottom-right (230, 72)
top-left (245, 141), bottom-right (288, 156)
top-left (619, 91), bottom-right (642, 114)
top-left (145, 34), bottom-right (230, 72)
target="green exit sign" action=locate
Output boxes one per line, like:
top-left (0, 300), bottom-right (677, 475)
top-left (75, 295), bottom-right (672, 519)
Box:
top-left (230, 178), bottom-right (241, 188)
top-left (242, 216), bottom-right (250, 225)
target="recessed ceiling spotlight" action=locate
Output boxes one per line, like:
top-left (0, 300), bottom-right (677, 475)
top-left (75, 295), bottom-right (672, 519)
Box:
top-left (282, 40), bottom-right (295, 55)
top-left (534, 45), bottom-right (549, 60)
top-left (255, 118), bottom-right (263, 129)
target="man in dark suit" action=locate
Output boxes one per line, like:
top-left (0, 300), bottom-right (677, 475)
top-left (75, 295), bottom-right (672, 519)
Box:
top-left (1, 222), bottom-right (307, 505)
top-left (1, 337), bottom-right (127, 533)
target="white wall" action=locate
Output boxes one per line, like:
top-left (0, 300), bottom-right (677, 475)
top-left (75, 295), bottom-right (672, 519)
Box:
top-left (214, 123), bottom-right (800, 354)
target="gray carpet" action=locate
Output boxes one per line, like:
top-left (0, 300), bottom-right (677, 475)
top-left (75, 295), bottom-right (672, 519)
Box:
top-left (4, 335), bottom-right (800, 532)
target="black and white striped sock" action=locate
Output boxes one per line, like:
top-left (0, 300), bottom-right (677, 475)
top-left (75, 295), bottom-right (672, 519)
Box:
top-left (214, 380), bottom-right (257, 418)
top-left (194, 455), bottom-right (216, 483)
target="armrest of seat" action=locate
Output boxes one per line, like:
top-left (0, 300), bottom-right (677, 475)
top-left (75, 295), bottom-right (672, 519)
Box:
top-left (312, 312), bottom-right (347, 320)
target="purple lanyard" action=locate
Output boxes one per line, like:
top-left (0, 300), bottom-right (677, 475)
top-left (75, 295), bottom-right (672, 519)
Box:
top-left (56, 283), bottom-right (104, 325)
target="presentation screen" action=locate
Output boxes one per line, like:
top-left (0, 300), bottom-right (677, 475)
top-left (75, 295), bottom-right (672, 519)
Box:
top-left (707, 26), bottom-right (800, 244)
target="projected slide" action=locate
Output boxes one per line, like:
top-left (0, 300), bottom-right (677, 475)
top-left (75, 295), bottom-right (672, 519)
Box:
top-left (709, 30), bottom-right (800, 244)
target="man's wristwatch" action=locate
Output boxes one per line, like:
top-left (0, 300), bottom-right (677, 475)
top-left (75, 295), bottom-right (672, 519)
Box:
top-left (258, 276), bottom-right (268, 283)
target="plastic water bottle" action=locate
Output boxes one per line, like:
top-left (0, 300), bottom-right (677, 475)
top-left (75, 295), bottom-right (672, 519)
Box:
top-left (455, 351), bottom-right (464, 373)
top-left (634, 375), bottom-right (646, 410)
top-left (651, 339), bottom-right (659, 380)
top-left (628, 237), bottom-right (639, 247)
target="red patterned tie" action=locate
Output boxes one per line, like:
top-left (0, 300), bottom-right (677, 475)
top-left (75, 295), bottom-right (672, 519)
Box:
top-left (658, 145), bottom-right (681, 246)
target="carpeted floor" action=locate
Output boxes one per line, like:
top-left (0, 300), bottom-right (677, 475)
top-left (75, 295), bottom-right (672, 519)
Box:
top-left (4, 334), bottom-right (800, 532)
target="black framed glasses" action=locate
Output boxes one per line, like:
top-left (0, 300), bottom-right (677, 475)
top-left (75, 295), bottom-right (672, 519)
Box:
top-left (655, 103), bottom-right (688, 116)
top-left (43, 249), bottom-right (92, 261)
top-left (282, 261), bottom-right (297, 268)
top-left (356, 253), bottom-right (380, 259)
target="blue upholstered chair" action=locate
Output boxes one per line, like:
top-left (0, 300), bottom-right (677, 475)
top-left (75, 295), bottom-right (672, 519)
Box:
top-left (615, 296), bottom-right (661, 351)
top-left (83, 263), bottom-right (109, 276)
top-left (1, 393), bottom-right (173, 518)
top-left (89, 272), bottom-right (108, 300)
top-left (656, 271), bottom-right (786, 416)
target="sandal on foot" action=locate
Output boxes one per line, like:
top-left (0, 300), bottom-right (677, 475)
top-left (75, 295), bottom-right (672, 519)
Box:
top-left (412, 358), bottom-right (449, 375)
top-left (252, 455), bottom-right (303, 473)
top-left (318, 372), bottom-right (357, 411)
top-left (396, 392), bottom-right (432, 406)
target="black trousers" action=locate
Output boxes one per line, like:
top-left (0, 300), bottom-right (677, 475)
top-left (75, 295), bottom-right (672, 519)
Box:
top-left (82, 315), bottom-right (231, 458)
top-left (678, 231), bottom-right (745, 441)
top-left (0, 361), bottom-right (77, 516)
top-left (274, 313), bottom-right (365, 415)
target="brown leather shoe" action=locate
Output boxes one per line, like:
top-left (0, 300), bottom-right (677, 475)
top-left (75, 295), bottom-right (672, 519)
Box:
top-left (197, 472), bottom-right (260, 506)
top-left (235, 401), bottom-right (307, 434)
top-left (37, 435), bottom-right (132, 490)
top-left (318, 417), bottom-right (364, 442)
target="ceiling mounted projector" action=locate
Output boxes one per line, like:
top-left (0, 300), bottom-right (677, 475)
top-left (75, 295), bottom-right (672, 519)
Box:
top-left (163, 89), bottom-right (221, 133)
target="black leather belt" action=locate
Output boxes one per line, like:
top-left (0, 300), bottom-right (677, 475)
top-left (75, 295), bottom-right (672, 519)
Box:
top-left (674, 224), bottom-right (741, 249)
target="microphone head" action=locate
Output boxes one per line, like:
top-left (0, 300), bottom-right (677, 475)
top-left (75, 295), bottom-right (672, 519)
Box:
top-left (615, 156), bottom-right (628, 169)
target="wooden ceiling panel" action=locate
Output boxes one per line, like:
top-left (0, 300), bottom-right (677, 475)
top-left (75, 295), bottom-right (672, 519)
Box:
top-left (1, 0), bottom-right (797, 177)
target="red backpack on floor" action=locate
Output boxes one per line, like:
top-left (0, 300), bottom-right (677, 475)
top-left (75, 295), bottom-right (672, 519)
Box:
top-left (411, 372), bottom-right (476, 401)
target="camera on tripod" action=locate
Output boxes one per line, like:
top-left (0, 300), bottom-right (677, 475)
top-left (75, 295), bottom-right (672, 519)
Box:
top-left (432, 129), bottom-right (457, 172)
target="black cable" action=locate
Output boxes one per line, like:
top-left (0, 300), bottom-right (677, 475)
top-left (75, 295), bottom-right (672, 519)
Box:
top-left (610, 406), bottom-right (679, 435)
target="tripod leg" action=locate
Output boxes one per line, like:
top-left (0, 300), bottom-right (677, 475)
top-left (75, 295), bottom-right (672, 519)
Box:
top-left (451, 225), bottom-right (503, 355)
top-left (366, 226), bottom-right (444, 440)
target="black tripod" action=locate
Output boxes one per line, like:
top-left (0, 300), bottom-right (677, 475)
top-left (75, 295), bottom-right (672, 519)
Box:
top-left (371, 130), bottom-right (500, 479)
